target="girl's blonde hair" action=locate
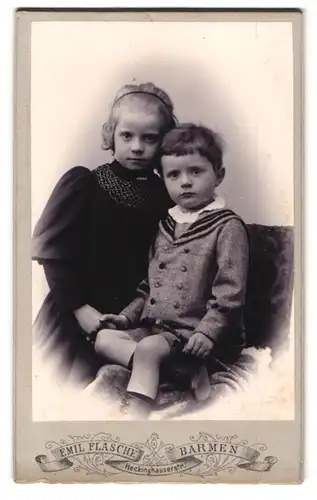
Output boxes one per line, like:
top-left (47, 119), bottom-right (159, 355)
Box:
top-left (102, 82), bottom-right (177, 151)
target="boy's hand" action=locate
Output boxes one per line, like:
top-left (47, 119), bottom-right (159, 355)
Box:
top-left (73, 304), bottom-right (104, 335)
top-left (183, 332), bottom-right (215, 359)
top-left (99, 314), bottom-right (130, 330)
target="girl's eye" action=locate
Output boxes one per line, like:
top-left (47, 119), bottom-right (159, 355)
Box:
top-left (121, 132), bottom-right (132, 140)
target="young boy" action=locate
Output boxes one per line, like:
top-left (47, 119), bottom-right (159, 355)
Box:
top-left (94, 123), bottom-right (250, 419)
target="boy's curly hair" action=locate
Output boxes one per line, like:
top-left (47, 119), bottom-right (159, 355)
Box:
top-left (160, 123), bottom-right (225, 173)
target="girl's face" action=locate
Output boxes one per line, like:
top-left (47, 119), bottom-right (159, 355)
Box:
top-left (113, 103), bottom-right (163, 171)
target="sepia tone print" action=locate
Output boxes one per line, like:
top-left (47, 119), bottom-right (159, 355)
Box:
top-left (14, 9), bottom-right (303, 484)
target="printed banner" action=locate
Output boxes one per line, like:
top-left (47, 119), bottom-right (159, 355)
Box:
top-left (35, 432), bottom-right (278, 478)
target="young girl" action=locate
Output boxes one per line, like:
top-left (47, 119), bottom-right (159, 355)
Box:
top-left (32, 82), bottom-right (177, 386)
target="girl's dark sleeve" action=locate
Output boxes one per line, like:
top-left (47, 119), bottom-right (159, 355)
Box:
top-left (32, 166), bottom-right (93, 312)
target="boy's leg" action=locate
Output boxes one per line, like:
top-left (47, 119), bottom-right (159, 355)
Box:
top-left (94, 329), bottom-right (137, 368)
top-left (127, 335), bottom-right (171, 400)
top-left (122, 335), bottom-right (171, 419)
top-left (190, 363), bottom-right (212, 401)
top-left (95, 330), bottom-right (171, 419)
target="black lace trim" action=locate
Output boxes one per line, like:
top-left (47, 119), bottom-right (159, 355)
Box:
top-left (94, 164), bottom-right (158, 209)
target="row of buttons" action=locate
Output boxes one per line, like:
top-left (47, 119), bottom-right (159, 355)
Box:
top-left (159, 263), bottom-right (188, 272)
top-left (162, 246), bottom-right (190, 254)
top-left (152, 246), bottom-right (189, 311)
top-left (154, 282), bottom-right (184, 289)
top-left (149, 297), bottom-right (180, 309)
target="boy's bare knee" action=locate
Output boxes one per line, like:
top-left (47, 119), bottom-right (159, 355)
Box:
top-left (134, 335), bottom-right (170, 363)
top-left (94, 329), bottom-right (113, 355)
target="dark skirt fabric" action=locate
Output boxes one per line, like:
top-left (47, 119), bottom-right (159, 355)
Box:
top-left (33, 292), bottom-right (105, 385)
top-left (32, 161), bottom-right (173, 385)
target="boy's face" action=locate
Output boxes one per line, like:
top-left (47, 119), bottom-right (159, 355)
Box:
top-left (113, 102), bottom-right (162, 171)
top-left (161, 153), bottom-right (225, 211)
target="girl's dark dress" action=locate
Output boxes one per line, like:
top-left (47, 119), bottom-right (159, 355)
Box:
top-left (32, 160), bottom-right (172, 384)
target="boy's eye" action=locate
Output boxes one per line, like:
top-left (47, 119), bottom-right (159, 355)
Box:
top-left (191, 167), bottom-right (202, 175)
top-left (144, 135), bottom-right (159, 143)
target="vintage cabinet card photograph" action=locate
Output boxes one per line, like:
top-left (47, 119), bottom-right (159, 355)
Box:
top-left (14, 9), bottom-right (303, 484)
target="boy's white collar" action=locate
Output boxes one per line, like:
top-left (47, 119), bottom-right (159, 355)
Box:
top-left (168, 196), bottom-right (226, 223)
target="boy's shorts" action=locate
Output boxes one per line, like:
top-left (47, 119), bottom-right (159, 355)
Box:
top-left (126, 319), bottom-right (186, 354)
top-left (125, 320), bottom-right (246, 390)
top-left (126, 321), bottom-right (202, 389)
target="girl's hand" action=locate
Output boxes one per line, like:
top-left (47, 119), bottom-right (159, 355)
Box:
top-left (99, 314), bottom-right (130, 330)
top-left (73, 304), bottom-right (103, 335)
top-left (183, 332), bottom-right (215, 359)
